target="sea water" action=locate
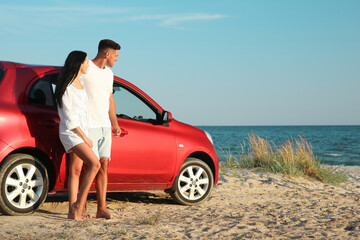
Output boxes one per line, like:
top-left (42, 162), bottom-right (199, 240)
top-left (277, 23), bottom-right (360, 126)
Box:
top-left (198, 126), bottom-right (360, 166)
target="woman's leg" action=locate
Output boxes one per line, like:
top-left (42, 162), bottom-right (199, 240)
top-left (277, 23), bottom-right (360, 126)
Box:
top-left (71, 142), bottom-right (100, 220)
top-left (68, 152), bottom-right (83, 219)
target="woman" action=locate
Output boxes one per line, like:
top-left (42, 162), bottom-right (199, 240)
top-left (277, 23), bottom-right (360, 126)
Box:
top-left (55, 51), bottom-right (100, 220)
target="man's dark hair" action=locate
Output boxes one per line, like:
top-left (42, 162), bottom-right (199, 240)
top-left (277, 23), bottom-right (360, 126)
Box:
top-left (98, 39), bottom-right (121, 53)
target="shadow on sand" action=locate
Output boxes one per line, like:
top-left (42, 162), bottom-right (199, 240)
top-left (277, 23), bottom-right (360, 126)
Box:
top-left (45, 191), bottom-right (175, 205)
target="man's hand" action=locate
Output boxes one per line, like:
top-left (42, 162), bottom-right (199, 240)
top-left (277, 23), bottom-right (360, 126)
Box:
top-left (113, 125), bottom-right (121, 137)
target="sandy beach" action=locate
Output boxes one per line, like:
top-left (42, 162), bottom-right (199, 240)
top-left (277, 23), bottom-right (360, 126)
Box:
top-left (1, 166), bottom-right (359, 240)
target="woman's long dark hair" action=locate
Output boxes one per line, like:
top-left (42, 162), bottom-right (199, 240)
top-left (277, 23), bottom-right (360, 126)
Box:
top-left (55, 50), bottom-right (87, 108)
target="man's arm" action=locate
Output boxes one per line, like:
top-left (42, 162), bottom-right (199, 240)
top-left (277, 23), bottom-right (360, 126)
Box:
top-left (109, 93), bottom-right (121, 136)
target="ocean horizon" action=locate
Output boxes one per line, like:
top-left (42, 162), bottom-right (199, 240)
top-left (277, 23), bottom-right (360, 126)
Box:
top-left (197, 125), bottom-right (360, 166)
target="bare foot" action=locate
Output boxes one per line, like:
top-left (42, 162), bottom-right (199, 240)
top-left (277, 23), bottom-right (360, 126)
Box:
top-left (68, 204), bottom-right (75, 219)
top-left (68, 210), bottom-right (75, 220)
top-left (68, 202), bottom-right (83, 221)
top-left (82, 208), bottom-right (92, 219)
top-left (96, 208), bottom-right (113, 219)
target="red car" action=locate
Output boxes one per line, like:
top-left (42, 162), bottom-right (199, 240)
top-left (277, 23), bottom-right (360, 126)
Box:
top-left (0, 61), bottom-right (219, 216)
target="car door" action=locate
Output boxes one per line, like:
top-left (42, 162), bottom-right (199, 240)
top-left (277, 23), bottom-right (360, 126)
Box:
top-left (108, 83), bottom-right (177, 187)
top-left (24, 73), bottom-right (67, 184)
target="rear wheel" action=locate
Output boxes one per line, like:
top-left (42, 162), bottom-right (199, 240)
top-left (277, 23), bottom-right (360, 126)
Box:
top-left (170, 158), bottom-right (214, 205)
top-left (0, 154), bottom-right (49, 215)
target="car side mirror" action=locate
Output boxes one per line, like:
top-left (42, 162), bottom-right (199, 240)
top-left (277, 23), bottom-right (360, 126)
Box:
top-left (162, 111), bottom-right (172, 125)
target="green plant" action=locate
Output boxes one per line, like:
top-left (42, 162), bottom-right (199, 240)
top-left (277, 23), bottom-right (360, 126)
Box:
top-left (218, 132), bottom-right (348, 185)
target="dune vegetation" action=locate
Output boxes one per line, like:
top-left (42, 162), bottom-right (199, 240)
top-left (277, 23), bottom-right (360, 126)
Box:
top-left (220, 132), bottom-right (348, 185)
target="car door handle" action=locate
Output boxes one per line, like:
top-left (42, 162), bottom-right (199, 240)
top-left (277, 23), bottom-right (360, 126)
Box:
top-left (38, 120), bottom-right (59, 128)
top-left (120, 128), bottom-right (128, 137)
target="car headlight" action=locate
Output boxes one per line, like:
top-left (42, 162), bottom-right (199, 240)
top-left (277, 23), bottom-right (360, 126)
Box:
top-left (204, 131), bottom-right (214, 145)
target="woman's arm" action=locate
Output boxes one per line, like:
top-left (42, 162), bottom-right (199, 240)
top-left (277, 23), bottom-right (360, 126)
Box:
top-left (60, 88), bottom-right (92, 148)
top-left (61, 88), bottom-right (82, 130)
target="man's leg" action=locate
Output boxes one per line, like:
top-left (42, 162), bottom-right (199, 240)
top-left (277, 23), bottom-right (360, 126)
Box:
top-left (95, 157), bottom-right (112, 219)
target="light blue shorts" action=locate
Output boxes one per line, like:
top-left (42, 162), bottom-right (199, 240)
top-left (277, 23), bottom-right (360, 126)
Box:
top-left (88, 127), bottom-right (112, 160)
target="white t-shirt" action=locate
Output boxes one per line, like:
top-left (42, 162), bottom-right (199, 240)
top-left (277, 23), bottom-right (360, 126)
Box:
top-left (82, 60), bottom-right (114, 128)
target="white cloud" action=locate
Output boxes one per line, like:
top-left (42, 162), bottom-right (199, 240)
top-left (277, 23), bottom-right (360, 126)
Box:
top-left (0, 5), bottom-right (133, 15)
top-left (0, 4), bottom-right (228, 33)
top-left (124, 13), bottom-right (228, 26)
top-left (160, 13), bottom-right (228, 26)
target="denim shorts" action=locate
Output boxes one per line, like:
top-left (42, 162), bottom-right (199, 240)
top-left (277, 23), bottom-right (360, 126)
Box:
top-left (88, 127), bottom-right (112, 160)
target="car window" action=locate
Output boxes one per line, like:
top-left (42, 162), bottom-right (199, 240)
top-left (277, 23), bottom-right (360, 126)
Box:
top-left (0, 69), bottom-right (3, 83)
top-left (113, 83), bottom-right (159, 124)
top-left (28, 74), bottom-right (58, 107)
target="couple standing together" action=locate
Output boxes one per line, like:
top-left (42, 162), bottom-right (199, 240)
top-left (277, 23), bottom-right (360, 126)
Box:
top-left (54, 39), bottom-right (121, 220)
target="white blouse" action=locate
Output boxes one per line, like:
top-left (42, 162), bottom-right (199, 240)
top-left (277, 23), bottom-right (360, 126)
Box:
top-left (57, 81), bottom-right (89, 152)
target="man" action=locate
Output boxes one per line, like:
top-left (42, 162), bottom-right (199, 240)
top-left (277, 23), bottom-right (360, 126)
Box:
top-left (82, 39), bottom-right (121, 219)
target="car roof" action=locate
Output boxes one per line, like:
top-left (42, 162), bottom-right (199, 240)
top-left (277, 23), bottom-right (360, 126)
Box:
top-left (0, 61), bottom-right (164, 112)
top-left (0, 61), bottom-right (60, 72)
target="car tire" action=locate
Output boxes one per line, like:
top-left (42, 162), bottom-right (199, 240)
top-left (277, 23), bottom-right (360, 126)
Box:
top-left (170, 158), bottom-right (214, 205)
top-left (0, 154), bottom-right (49, 215)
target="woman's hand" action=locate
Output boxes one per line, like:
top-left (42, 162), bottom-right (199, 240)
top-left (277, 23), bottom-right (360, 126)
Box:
top-left (84, 136), bottom-right (93, 149)
top-left (72, 127), bottom-right (93, 149)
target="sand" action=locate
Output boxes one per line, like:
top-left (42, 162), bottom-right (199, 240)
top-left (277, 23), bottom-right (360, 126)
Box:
top-left (1, 166), bottom-right (360, 240)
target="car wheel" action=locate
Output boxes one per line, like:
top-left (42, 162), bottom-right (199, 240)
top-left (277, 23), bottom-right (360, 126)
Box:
top-left (0, 154), bottom-right (49, 215)
top-left (170, 158), bottom-right (214, 205)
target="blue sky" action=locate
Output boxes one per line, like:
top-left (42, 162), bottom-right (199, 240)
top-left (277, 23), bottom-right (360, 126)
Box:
top-left (1, 0), bottom-right (359, 126)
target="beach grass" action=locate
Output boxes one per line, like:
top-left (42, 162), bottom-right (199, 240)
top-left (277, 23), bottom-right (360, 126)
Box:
top-left (220, 132), bottom-right (348, 185)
